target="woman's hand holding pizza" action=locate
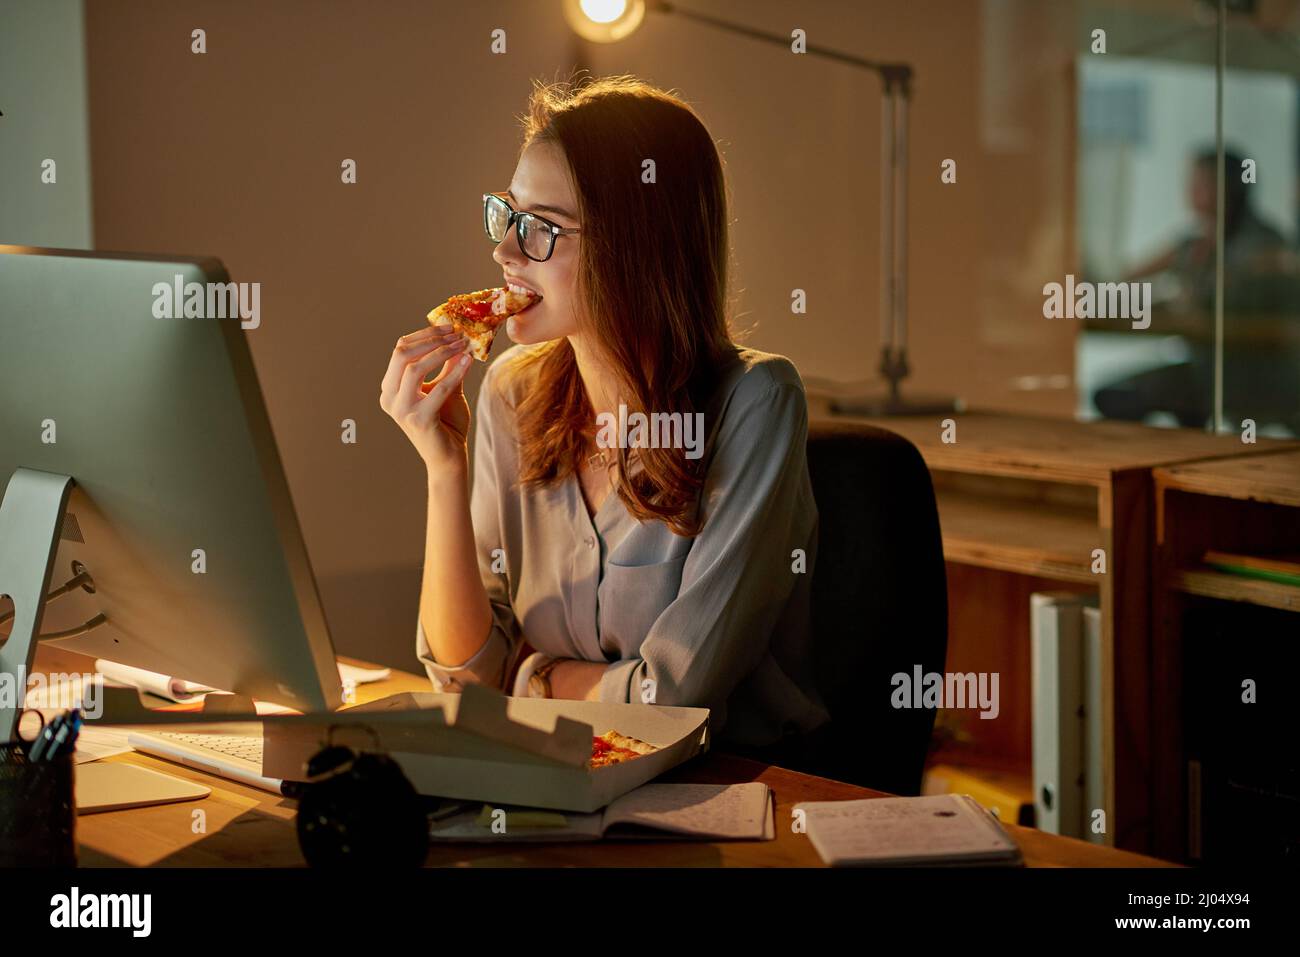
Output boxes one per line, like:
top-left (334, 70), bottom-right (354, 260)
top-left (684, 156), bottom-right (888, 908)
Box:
top-left (380, 323), bottom-right (474, 478)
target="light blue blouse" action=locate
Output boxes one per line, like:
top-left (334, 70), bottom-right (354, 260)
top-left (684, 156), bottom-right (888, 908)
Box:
top-left (416, 343), bottom-right (831, 749)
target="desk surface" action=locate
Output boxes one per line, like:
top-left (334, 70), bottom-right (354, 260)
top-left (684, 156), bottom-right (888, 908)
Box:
top-left (36, 649), bottom-right (1172, 868)
top-left (805, 403), bottom-right (1298, 486)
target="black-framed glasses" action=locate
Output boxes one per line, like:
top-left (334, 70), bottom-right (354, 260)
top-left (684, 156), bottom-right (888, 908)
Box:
top-left (483, 192), bottom-right (580, 263)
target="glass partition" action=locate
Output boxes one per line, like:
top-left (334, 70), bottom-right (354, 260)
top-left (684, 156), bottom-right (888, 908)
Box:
top-left (1222, 7), bottom-right (1300, 437)
top-left (1074, 0), bottom-right (1299, 437)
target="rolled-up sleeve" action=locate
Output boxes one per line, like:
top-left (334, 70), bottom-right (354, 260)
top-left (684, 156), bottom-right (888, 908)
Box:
top-left (415, 612), bottom-right (514, 694)
top-left (415, 364), bottom-right (523, 693)
top-left (596, 371), bottom-right (815, 719)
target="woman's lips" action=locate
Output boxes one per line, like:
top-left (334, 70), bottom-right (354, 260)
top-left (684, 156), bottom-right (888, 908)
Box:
top-left (506, 280), bottom-right (541, 298)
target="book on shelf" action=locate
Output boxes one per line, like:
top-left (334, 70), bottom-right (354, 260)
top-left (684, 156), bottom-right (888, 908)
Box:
top-left (1202, 549), bottom-right (1300, 588)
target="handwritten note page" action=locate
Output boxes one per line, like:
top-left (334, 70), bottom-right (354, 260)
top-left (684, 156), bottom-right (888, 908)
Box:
top-left (603, 782), bottom-right (773, 840)
top-left (427, 783), bottom-right (776, 843)
top-left (796, 794), bottom-right (1019, 865)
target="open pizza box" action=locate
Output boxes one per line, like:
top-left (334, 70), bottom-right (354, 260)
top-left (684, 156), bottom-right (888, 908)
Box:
top-left (258, 683), bottom-right (712, 813)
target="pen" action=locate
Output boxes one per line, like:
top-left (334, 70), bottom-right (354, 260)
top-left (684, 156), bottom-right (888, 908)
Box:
top-left (27, 713), bottom-right (64, 762)
top-left (45, 709), bottom-right (82, 761)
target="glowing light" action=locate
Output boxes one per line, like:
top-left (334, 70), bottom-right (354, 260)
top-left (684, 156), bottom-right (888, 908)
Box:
top-left (580, 0), bottom-right (627, 25)
top-left (562, 0), bottom-right (646, 43)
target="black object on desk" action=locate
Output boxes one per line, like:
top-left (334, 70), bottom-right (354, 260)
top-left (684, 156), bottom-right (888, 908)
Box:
top-left (0, 739), bottom-right (77, 866)
top-left (294, 739), bottom-right (428, 868)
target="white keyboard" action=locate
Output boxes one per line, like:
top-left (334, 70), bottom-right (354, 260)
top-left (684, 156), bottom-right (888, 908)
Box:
top-left (157, 732), bottom-right (264, 762)
top-left (127, 730), bottom-right (283, 795)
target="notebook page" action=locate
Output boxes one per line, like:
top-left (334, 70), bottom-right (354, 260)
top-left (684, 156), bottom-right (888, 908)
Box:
top-left (797, 794), bottom-right (1019, 865)
top-left (601, 782), bottom-right (772, 840)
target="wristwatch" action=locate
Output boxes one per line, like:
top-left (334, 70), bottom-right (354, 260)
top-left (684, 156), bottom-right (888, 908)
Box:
top-left (528, 656), bottom-right (562, 699)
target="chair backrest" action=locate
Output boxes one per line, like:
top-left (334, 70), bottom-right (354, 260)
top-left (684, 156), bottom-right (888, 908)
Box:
top-left (805, 419), bottom-right (948, 795)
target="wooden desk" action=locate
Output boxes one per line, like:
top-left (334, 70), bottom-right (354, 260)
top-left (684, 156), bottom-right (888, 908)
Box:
top-left (805, 403), bottom-right (1297, 854)
top-left (32, 649), bottom-right (1172, 868)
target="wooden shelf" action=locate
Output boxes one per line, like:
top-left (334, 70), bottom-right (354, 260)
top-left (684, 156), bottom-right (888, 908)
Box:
top-left (934, 486), bottom-right (1100, 583)
top-left (1152, 448), bottom-right (1300, 861)
top-left (1170, 567), bottom-right (1300, 613)
top-left (799, 407), bottom-right (1300, 857)
top-left (1156, 449), bottom-right (1300, 509)
top-left (927, 741), bottom-right (1029, 778)
top-left (923, 758), bottom-right (1035, 826)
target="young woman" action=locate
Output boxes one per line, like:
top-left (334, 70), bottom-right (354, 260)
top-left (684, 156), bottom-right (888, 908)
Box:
top-left (379, 76), bottom-right (832, 756)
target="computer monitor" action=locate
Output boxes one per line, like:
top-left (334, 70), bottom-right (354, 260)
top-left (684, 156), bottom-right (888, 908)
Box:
top-left (0, 246), bottom-right (344, 739)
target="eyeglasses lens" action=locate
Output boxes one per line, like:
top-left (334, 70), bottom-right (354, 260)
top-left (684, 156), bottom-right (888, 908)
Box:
top-left (518, 216), bottom-right (553, 260)
top-left (485, 196), bottom-right (510, 243)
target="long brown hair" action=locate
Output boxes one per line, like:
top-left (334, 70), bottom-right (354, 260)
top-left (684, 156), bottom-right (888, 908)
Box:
top-left (502, 75), bottom-right (738, 536)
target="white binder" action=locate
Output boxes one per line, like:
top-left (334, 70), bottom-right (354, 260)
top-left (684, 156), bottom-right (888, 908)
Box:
top-left (1082, 603), bottom-right (1106, 843)
top-left (1031, 592), bottom-right (1090, 838)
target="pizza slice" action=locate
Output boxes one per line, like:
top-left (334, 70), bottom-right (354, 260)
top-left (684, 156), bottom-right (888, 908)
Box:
top-left (426, 286), bottom-right (540, 361)
top-left (590, 729), bottom-right (660, 769)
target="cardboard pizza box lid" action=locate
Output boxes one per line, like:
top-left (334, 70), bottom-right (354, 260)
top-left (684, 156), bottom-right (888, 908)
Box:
top-left (259, 683), bottom-right (711, 813)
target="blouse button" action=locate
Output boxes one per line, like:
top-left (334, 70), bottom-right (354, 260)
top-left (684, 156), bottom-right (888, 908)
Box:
top-left (585, 536), bottom-right (595, 549)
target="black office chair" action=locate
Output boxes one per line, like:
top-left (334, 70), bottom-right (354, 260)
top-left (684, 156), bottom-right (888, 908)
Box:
top-left (782, 419), bottom-right (949, 796)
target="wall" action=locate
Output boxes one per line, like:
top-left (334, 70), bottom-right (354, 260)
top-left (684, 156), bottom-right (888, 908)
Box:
top-left (0, 0), bottom-right (93, 247)
top-left (584, 0), bottom-right (1079, 410)
top-left (82, 0), bottom-right (579, 667)
top-left (74, 0), bottom-right (1081, 670)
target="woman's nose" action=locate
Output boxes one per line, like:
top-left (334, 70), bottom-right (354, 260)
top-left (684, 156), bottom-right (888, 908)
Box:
top-left (491, 224), bottom-right (525, 269)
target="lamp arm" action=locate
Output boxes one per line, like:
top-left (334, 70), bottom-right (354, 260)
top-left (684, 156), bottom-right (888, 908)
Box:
top-left (638, 0), bottom-right (940, 411)
top-left (650, 0), bottom-right (912, 89)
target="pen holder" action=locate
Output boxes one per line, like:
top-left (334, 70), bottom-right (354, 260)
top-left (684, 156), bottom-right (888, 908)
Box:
top-left (0, 740), bottom-right (77, 867)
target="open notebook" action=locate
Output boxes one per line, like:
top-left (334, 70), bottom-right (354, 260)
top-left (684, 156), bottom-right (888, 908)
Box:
top-left (796, 793), bottom-right (1024, 867)
top-left (429, 782), bottom-right (775, 843)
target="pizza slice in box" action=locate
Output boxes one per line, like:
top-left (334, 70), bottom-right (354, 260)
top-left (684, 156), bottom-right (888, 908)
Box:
top-left (590, 730), bottom-right (661, 769)
top-left (426, 286), bottom-right (539, 361)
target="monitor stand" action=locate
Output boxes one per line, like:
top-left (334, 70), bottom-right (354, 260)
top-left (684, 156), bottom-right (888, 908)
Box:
top-left (0, 468), bottom-right (90, 742)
